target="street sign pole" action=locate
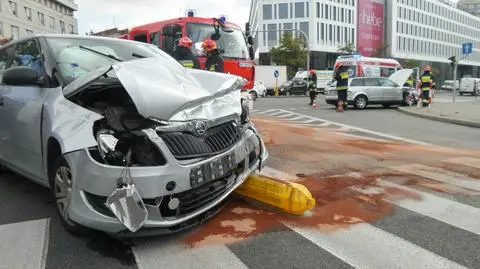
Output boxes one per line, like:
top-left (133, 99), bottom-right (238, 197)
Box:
top-left (453, 61), bottom-right (457, 103)
top-left (274, 70), bottom-right (280, 96)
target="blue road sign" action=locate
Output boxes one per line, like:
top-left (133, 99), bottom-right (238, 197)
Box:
top-left (462, 43), bottom-right (473, 55)
top-left (274, 70), bottom-right (279, 78)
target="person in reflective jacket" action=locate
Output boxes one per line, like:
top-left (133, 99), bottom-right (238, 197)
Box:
top-left (419, 66), bottom-right (435, 107)
top-left (174, 36), bottom-right (201, 69)
top-left (334, 63), bottom-right (349, 112)
top-left (307, 69), bottom-right (318, 106)
top-left (202, 39), bottom-right (224, 73)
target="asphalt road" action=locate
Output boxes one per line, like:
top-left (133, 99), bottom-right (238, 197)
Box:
top-left (1, 96), bottom-right (480, 269)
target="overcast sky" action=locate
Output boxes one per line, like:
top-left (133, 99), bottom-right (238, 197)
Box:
top-left (75, 0), bottom-right (251, 35)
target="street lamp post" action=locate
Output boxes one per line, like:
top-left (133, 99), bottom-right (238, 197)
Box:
top-left (252, 29), bottom-right (311, 71)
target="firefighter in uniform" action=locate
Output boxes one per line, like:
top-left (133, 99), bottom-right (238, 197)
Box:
top-left (202, 39), bottom-right (224, 73)
top-left (334, 63), bottom-right (349, 112)
top-left (419, 66), bottom-right (435, 107)
top-left (308, 69), bottom-right (318, 106)
top-left (404, 75), bottom-right (414, 88)
top-left (174, 36), bottom-right (201, 69)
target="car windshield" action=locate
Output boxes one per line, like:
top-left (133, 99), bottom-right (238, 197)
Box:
top-left (187, 23), bottom-right (248, 60)
top-left (46, 37), bottom-right (166, 85)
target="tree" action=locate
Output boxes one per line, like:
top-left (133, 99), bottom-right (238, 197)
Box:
top-left (372, 43), bottom-right (390, 58)
top-left (338, 42), bottom-right (355, 54)
top-left (405, 59), bottom-right (419, 69)
top-left (270, 33), bottom-right (308, 79)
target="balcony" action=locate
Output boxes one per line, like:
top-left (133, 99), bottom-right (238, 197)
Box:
top-left (53, 0), bottom-right (78, 11)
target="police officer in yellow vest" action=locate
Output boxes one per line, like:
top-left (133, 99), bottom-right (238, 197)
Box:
top-left (334, 63), bottom-right (349, 112)
top-left (175, 36), bottom-right (201, 69)
top-left (419, 66), bottom-right (435, 107)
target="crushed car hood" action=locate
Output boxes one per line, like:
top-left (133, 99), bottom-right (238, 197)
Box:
top-left (388, 69), bottom-right (413, 86)
top-left (63, 57), bottom-right (246, 121)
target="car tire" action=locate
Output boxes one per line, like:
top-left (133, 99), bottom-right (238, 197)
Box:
top-left (353, 95), bottom-right (368, 109)
top-left (50, 156), bottom-right (90, 237)
top-left (286, 91), bottom-right (291, 96)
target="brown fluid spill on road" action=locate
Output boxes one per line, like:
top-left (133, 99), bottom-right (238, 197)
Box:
top-left (182, 117), bottom-right (480, 248)
top-left (183, 172), bottom-right (421, 248)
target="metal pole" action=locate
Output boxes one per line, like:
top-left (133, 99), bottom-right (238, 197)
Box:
top-left (453, 61), bottom-right (457, 103)
top-left (253, 29), bottom-right (310, 71)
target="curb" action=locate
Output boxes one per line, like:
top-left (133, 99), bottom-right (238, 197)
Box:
top-left (397, 107), bottom-right (480, 128)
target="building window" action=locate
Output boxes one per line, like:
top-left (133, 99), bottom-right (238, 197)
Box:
top-left (263, 4), bottom-right (272, 20)
top-left (333, 6), bottom-right (337, 21)
top-left (24, 7), bottom-right (32, 20)
top-left (38, 12), bottom-right (45, 25)
top-left (60, 20), bottom-right (65, 33)
top-left (26, 29), bottom-right (33, 35)
top-left (320, 22), bottom-right (325, 41)
top-left (283, 22), bottom-right (293, 36)
top-left (328, 24), bottom-right (332, 42)
top-left (316, 3), bottom-right (320, 18)
top-left (69, 24), bottom-right (74, 34)
top-left (11, 25), bottom-right (19, 39)
top-left (295, 2), bottom-right (305, 18)
top-left (9, 1), bottom-right (17, 16)
top-left (299, 22), bottom-right (309, 40)
top-left (279, 3), bottom-right (288, 19)
top-left (325, 4), bottom-right (329, 19)
top-left (267, 24), bottom-right (277, 47)
top-left (49, 16), bottom-right (55, 29)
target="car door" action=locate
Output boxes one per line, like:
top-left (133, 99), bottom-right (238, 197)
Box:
top-left (377, 77), bottom-right (403, 102)
top-left (0, 45), bottom-right (15, 165)
top-left (363, 78), bottom-right (382, 102)
top-left (1, 38), bottom-right (48, 179)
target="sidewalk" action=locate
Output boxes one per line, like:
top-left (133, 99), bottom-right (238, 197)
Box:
top-left (397, 101), bottom-right (480, 128)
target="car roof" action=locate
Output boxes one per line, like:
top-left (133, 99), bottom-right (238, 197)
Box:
top-left (3, 34), bottom-right (145, 47)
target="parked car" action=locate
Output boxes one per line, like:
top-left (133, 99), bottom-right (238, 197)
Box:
top-left (278, 80), bottom-right (292, 95)
top-left (324, 69), bottom-right (413, 109)
top-left (459, 77), bottom-right (480, 96)
top-left (251, 81), bottom-right (267, 100)
top-left (286, 77), bottom-right (308, 96)
top-left (0, 34), bottom-right (268, 237)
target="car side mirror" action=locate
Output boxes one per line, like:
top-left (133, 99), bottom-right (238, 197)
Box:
top-left (248, 47), bottom-right (254, 60)
top-left (3, 66), bottom-right (40, 86)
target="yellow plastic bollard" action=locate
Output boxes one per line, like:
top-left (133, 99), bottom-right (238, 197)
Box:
top-left (234, 174), bottom-right (316, 216)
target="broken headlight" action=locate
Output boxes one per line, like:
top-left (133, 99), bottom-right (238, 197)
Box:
top-left (96, 130), bottom-right (125, 165)
top-left (240, 99), bottom-right (250, 124)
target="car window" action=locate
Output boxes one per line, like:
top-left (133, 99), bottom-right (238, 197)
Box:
top-left (364, 78), bottom-right (381, 87)
top-left (46, 37), bottom-right (170, 85)
top-left (350, 78), bottom-right (364, 87)
top-left (10, 39), bottom-right (45, 77)
top-left (377, 78), bottom-right (397, 87)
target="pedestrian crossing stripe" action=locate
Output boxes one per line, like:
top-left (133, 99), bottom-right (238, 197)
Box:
top-left (3, 159), bottom-right (480, 269)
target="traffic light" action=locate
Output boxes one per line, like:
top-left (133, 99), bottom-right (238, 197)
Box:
top-left (448, 56), bottom-right (456, 67)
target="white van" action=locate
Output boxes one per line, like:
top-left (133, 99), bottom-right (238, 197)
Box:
top-left (459, 77), bottom-right (480, 96)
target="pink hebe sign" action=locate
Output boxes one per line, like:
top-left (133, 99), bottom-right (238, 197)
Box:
top-left (357, 0), bottom-right (385, 57)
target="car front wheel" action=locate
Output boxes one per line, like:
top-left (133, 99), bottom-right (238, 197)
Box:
top-left (353, 95), bottom-right (368, 109)
top-left (51, 156), bottom-right (90, 236)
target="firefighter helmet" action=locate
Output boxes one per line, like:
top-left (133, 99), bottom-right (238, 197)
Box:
top-left (178, 36), bottom-right (193, 48)
top-left (201, 39), bottom-right (217, 52)
top-left (309, 69), bottom-right (316, 75)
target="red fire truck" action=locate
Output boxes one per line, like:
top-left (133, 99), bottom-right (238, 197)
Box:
top-left (122, 15), bottom-right (256, 90)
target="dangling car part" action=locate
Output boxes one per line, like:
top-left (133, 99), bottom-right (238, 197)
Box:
top-left (0, 35), bottom-right (268, 237)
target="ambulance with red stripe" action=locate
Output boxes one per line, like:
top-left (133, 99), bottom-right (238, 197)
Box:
top-left (333, 54), bottom-right (402, 78)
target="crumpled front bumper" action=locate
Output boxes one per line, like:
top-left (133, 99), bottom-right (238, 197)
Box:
top-left (65, 124), bottom-right (268, 236)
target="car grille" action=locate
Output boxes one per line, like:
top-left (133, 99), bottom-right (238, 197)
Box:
top-left (158, 121), bottom-right (241, 159)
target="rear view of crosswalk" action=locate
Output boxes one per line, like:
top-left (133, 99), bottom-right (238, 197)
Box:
top-left (2, 157), bottom-right (480, 268)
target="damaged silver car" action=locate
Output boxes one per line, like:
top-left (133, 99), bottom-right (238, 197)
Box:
top-left (0, 34), bottom-right (268, 236)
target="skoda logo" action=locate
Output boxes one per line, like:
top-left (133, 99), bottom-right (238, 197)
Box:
top-left (195, 121), bottom-right (207, 136)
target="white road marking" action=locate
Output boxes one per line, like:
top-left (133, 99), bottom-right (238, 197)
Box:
top-left (351, 180), bottom-right (480, 235)
top-left (278, 113), bottom-right (295, 118)
top-left (340, 133), bottom-right (390, 142)
top-left (133, 240), bottom-right (248, 269)
top-left (391, 164), bottom-right (480, 192)
top-left (289, 223), bottom-right (468, 269)
top-left (255, 109), bottom-right (279, 115)
top-left (274, 109), bottom-right (433, 146)
top-left (0, 219), bottom-right (50, 269)
top-left (299, 119), bottom-right (319, 124)
top-left (288, 116), bottom-right (307, 121)
top-left (444, 157), bottom-right (480, 169)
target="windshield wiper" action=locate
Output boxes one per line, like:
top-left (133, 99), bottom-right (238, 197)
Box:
top-left (132, 52), bottom-right (147, 58)
top-left (78, 45), bottom-right (123, 62)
